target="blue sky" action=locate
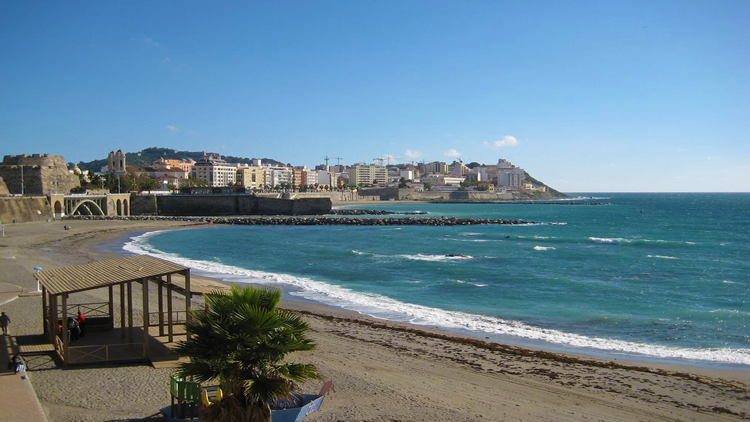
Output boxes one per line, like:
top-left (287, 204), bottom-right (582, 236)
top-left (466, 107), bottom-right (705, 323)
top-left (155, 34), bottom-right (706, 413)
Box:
top-left (1, 1), bottom-right (748, 192)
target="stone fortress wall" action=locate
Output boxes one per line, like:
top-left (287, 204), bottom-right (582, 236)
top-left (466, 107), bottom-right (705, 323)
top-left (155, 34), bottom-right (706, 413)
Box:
top-left (0, 154), bottom-right (80, 195)
top-left (0, 176), bottom-right (10, 195)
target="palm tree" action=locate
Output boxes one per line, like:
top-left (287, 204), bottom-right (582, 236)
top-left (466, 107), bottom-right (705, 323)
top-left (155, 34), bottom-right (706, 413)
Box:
top-left (175, 285), bottom-right (319, 422)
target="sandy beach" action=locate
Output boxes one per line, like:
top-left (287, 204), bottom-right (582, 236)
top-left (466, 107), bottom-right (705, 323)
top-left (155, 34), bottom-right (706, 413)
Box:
top-left (0, 219), bottom-right (748, 422)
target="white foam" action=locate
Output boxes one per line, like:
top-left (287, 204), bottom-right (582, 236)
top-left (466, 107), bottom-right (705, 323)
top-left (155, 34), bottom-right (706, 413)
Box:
top-left (589, 237), bottom-right (697, 246)
top-left (564, 196), bottom-right (611, 201)
top-left (589, 237), bottom-right (621, 244)
top-left (647, 255), bottom-right (678, 260)
top-left (533, 246), bottom-right (556, 251)
top-left (456, 280), bottom-right (487, 287)
top-left (400, 254), bottom-right (473, 261)
top-left (124, 230), bottom-right (750, 367)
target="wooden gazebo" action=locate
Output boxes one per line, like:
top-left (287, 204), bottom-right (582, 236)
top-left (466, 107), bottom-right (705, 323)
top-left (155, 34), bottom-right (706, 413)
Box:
top-left (36, 255), bottom-right (192, 365)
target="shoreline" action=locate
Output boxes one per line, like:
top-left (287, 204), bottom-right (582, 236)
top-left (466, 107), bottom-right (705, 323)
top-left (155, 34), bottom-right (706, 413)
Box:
top-left (115, 217), bottom-right (747, 371)
top-left (1, 219), bottom-right (748, 421)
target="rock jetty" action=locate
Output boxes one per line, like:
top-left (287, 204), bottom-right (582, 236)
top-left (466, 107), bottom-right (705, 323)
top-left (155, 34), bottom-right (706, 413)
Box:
top-left (69, 215), bottom-right (536, 226)
top-left (330, 209), bottom-right (429, 216)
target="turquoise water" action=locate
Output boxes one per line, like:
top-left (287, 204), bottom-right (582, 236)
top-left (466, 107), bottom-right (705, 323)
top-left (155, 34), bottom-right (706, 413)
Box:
top-left (122, 193), bottom-right (750, 367)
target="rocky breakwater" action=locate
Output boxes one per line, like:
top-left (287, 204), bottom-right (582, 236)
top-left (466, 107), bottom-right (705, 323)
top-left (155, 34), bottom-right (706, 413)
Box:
top-left (70, 215), bottom-right (536, 226)
top-left (330, 209), bottom-right (429, 216)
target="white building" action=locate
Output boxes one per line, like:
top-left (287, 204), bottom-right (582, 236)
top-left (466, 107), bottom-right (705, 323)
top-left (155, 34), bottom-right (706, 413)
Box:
top-left (264, 167), bottom-right (293, 189)
top-left (423, 174), bottom-right (465, 186)
top-left (190, 155), bottom-right (237, 187)
top-left (350, 164), bottom-right (388, 186)
top-left (399, 169), bottom-right (414, 181)
top-left (301, 168), bottom-right (319, 187)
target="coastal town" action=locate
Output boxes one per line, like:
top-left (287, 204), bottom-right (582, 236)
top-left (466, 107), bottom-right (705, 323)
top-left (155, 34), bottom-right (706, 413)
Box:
top-left (0, 148), bottom-right (564, 205)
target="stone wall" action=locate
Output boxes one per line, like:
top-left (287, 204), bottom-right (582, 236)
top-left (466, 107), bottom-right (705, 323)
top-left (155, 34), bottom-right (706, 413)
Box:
top-left (258, 191), bottom-right (363, 203)
top-left (0, 154), bottom-right (80, 195)
top-left (0, 196), bottom-right (53, 224)
top-left (358, 187), bottom-right (400, 200)
top-left (130, 194), bottom-right (331, 216)
top-left (449, 191), bottom-right (515, 200)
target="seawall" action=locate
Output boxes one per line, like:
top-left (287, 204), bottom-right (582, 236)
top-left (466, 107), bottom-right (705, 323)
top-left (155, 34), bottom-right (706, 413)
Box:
top-left (0, 196), bottom-right (53, 224)
top-left (130, 194), bottom-right (331, 216)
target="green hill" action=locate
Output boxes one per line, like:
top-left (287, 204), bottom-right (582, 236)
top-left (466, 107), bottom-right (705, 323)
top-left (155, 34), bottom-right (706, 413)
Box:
top-left (76, 147), bottom-right (284, 173)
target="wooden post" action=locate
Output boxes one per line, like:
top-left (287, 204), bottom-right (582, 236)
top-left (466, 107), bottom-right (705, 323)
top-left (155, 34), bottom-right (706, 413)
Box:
top-left (61, 293), bottom-right (69, 366)
top-left (127, 281), bottom-right (134, 343)
top-left (184, 270), bottom-right (191, 340)
top-left (142, 277), bottom-right (149, 360)
top-left (41, 286), bottom-right (47, 334)
top-left (120, 283), bottom-right (126, 338)
top-left (158, 276), bottom-right (165, 336)
top-left (108, 285), bottom-right (114, 330)
top-left (48, 294), bottom-right (57, 343)
top-left (167, 280), bottom-right (174, 343)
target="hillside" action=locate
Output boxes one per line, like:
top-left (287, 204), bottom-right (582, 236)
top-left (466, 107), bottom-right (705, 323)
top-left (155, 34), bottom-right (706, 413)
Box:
top-left (523, 172), bottom-right (568, 199)
top-left (75, 147), bottom-right (284, 173)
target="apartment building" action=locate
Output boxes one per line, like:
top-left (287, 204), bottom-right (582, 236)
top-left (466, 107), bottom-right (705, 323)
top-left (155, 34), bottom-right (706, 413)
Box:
top-left (190, 155), bottom-right (237, 187)
top-left (264, 167), bottom-right (293, 189)
top-left (497, 167), bottom-right (526, 189)
top-left (423, 161), bottom-right (449, 175)
top-left (349, 164), bottom-right (388, 186)
top-left (236, 166), bottom-right (266, 189)
top-left (301, 168), bottom-right (318, 187)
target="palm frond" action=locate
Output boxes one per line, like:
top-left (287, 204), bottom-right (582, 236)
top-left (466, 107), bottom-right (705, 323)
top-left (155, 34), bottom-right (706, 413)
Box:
top-left (175, 284), bottom-right (318, 421)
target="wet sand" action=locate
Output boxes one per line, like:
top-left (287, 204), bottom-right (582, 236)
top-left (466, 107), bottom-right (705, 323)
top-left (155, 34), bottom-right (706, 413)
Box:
top-left (0, 219), bottom-right (748, 421)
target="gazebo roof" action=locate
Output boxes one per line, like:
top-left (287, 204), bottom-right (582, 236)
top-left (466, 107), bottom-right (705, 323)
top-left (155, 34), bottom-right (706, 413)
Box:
top-left (37, 255), bottom-right (189, 295)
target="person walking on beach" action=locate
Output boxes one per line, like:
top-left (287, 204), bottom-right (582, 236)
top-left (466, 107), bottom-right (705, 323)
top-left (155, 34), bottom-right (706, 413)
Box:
top-left (1, 312), bottom-right (10, 335)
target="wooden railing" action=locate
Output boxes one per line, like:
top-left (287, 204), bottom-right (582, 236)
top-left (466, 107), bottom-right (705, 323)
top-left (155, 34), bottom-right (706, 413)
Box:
top-left (47, 302), bottom-right (110, 318)
top-left (148, 310), bottom-right (189, 326)
top-left (66, 342), bottom-right (145, 364)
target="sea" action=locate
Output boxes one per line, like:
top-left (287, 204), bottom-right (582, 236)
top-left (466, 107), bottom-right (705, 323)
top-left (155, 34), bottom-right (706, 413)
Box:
top-left (115, 193), bottom-right (750, 369)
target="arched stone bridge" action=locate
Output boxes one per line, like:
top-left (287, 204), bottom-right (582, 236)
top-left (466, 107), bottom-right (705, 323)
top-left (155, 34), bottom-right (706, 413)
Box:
top-left (49, 193), bottom-right (131, 218)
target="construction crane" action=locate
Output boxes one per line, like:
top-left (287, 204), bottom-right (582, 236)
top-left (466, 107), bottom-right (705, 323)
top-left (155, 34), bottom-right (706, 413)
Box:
top-left (373, 157), bottom-right (385, 166)
top-left (324, 156), bottom-right (344, 167)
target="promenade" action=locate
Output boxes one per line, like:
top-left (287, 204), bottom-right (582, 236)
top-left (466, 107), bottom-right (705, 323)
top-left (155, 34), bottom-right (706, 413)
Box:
top-left (0, 282), bottom-right (48, 422)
